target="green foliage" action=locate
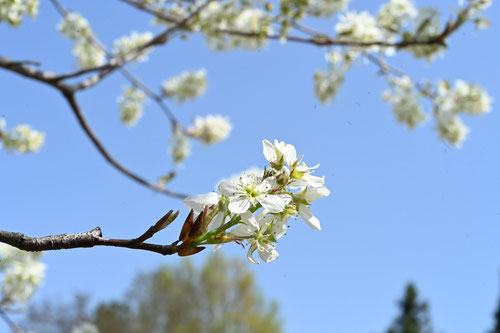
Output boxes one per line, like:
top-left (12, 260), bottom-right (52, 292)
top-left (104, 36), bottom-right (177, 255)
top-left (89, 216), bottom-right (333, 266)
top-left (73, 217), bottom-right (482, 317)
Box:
top-left (24, 254), bottom-right (282, 333)
top-left (386, 283), bottom-right (433, 333)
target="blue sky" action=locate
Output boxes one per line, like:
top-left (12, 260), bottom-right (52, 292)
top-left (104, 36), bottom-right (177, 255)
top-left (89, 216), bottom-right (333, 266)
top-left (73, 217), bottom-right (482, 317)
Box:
top-left (1, 0), bottom-right (499, 332)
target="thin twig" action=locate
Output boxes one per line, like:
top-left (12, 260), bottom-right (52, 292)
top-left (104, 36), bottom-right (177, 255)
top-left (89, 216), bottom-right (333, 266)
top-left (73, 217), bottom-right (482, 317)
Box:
top-left (61, 91), bottom-right (187, 198)
top-left (0, 307), bottom-right (24, 333)
top-left (0, 56), bottom-right (187, 199)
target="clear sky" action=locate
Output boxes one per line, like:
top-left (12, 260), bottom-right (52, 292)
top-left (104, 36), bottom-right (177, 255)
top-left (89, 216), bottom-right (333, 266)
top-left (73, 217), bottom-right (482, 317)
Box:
top-left (1, 0), bottom-right (499, 332)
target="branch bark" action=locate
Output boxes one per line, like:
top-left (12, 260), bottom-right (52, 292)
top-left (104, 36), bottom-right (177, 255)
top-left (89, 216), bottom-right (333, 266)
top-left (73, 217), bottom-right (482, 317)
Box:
top-left (0, 211), bottom-right (181, 256)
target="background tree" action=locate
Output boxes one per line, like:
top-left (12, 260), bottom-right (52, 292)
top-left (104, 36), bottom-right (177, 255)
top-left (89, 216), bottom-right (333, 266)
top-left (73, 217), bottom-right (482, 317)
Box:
top-left (23, 254), bottom-right (282, 333)
top-left (386, 283), bottom-right (433, 333)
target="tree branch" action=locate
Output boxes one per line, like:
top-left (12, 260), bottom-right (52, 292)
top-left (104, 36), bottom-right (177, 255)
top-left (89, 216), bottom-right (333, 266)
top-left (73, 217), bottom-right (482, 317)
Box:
top-left (0, 307), bottom-right (24, 333)
top-left (0, 211), bottom-right (181, 256)
top-left (120, 0), bottom-right (476, 49)
top-left (60, 91), bottom-right (187, 199)
top-left (0, 55), bottom-right (187, 199)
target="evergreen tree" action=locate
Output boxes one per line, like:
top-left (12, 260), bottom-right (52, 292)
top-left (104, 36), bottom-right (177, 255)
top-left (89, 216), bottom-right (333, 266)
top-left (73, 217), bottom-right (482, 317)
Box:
top-left (386, 283), bottom-right (433, 333)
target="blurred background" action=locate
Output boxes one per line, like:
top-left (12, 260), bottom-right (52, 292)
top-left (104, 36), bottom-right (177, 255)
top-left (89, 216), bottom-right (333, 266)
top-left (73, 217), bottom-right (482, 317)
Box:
top-left (1, 0), bottom-right (499, 332)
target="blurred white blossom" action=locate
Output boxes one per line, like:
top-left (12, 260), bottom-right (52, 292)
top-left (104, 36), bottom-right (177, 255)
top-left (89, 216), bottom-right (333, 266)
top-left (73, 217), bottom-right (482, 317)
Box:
top-left (377, 0), bottom-right (417, 32)
top-left (437, 79), bottom-right (492, 115)
top-left (307, 0), bottom-right (350, 18)
top-left (0, 244), bottom-right (45, 306)
top-left (58, 12), bottom-right (106, 68)
top-left (58, 12), bottom-right (91, 40)
top-left (1, 122), bottom-right (45, 153)
top-left (188, 114), bottom-right (232, 145)
top-left (113, 31), bottom-right (154, 63)
top-left (383, 75), bottom-right (427, 129)
top-left (169, 128), bottom-right (191, 164)
top-left (0, 0), bottom-right (38, 26)
top-left (162, 69), bottom-right (207, 104)
top-left (117, 86), bottom-right (147, 127)
top-left (435, 112), bottom-right (469, 147)
top-left (335, 11), bottom-right (383, 45)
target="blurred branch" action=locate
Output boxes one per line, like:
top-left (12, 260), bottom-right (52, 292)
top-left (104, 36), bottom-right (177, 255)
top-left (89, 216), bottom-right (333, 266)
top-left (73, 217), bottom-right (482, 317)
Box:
top-left (0, 55), bottom-right (187, 199)
top-left (0, 307), bottom-right (24, 333)
top-left (120, 0), bottom-right (476, 48)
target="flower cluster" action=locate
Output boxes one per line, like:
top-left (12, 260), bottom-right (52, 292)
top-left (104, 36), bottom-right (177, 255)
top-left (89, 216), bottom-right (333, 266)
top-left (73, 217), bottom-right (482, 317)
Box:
top-left (0, 120), bottom-right (45, 153)
top-left (168, 127), bottom-right (191, 165)
top-left (58, 12), bottom-right (106, 68)
top-left (117, 86), bottom-right (147, 127)
top-left (306, 0), bottom-right (349, 18)
top-left (434, 79), bottom-right (491, 147)
top-left (187, 114), bottom-right (232, 146)
top-left (162, 69), bottom-right (207, 104)
top-left (383, 75), bottom-right (426, 129)
top-left (183, 139), bottom-right (330, 263)
top-left (377, 0), bottom-right (417, 33)
top-left (0, 244), bottom-right (45, 307)
top-left (0, 0), bottom-right (38, 27)
top-left (112, 31), bottom-right (154, 63)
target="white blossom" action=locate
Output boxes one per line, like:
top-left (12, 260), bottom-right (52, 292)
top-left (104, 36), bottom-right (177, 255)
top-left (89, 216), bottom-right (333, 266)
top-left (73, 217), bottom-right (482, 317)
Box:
top-left (162, 69), bottom-right (207, 104)
top-left (218, 173), bottom-right (291, 214)
top-left (435, 112), bottom-right (469, 147)
top-left (0, 244), bottom-right (45, 306)
top-left (314, 69), bottom-right (345, 104)
top-left (58, 12), bottom-right (91, 40)
top-left (230, 211), bottom-right (279, 264)
top-left (58, 12), bottom-right (106, 68)
top-left (262, 139), bottom-right (297, 170)
top-left (231, 8), bottom-right (272, 50)
top-left (168, 128), bottom-right (191, 165)
top-left (437, 79), bottom-right (492, 115)
top-left (383, 75), bottom-right (427, 129)
top-left (377, 0), bottom-right (417, 33)
top-left (1, 123), bottom-right (45, 153)
top-left (406, 8), bottom-right (444, 61)
top-left (295, 186), bottom-right (330, 231)
top-left (112, 31), bottom-right (154, 63)
top-left (183, 192), bottom-right (226, 230)
top-left (72, 40), bottom-right (106, 68)
top-left (307, 0), bottom-right (350, 18)
top-left (188, 114), bottom-right (232, 145)
top-left (335, 11), bottom-right (384, 44)
top-left (117, 86), bottom-right (146, 127)
top-left (0, 0), bottom-right (38, 27)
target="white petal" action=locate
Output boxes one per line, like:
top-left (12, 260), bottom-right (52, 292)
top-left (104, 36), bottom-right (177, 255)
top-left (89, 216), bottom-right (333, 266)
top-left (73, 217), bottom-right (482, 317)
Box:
top-left (209, 212), bottom-right (225, 230)
top-left (258, 194), bottom-right (286, 213)
top-left (247, 245), bottom-right (259, 264)
top-left (259, 244), bottom-right (279, 263)
top-left (306, 186), bottom-right (330, 202)
top-left (212, 244), bottom-right (223, 252)
top-left (299, 204), bottom-right (321, 231)
top-left (256, 179), bottom-right (272, 193)
top-left (304, 174), bottom-right (325, 187)
top-left (283, 144), bottom-right (297, 166)
top-left (240, 211), bottom-right (259, 229)
top-left (228, 196), bottom-right (252, 214)
top-left (272, 216), bottom-right (289, 239)
top-left (183, 192), bottom-right (220, 212)
top-left (230, 223), bottom-right (254, 237)
top-left (262, 139), bottom-right (276, 163)
top-left (218, 179), bottom-right (239, 197)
